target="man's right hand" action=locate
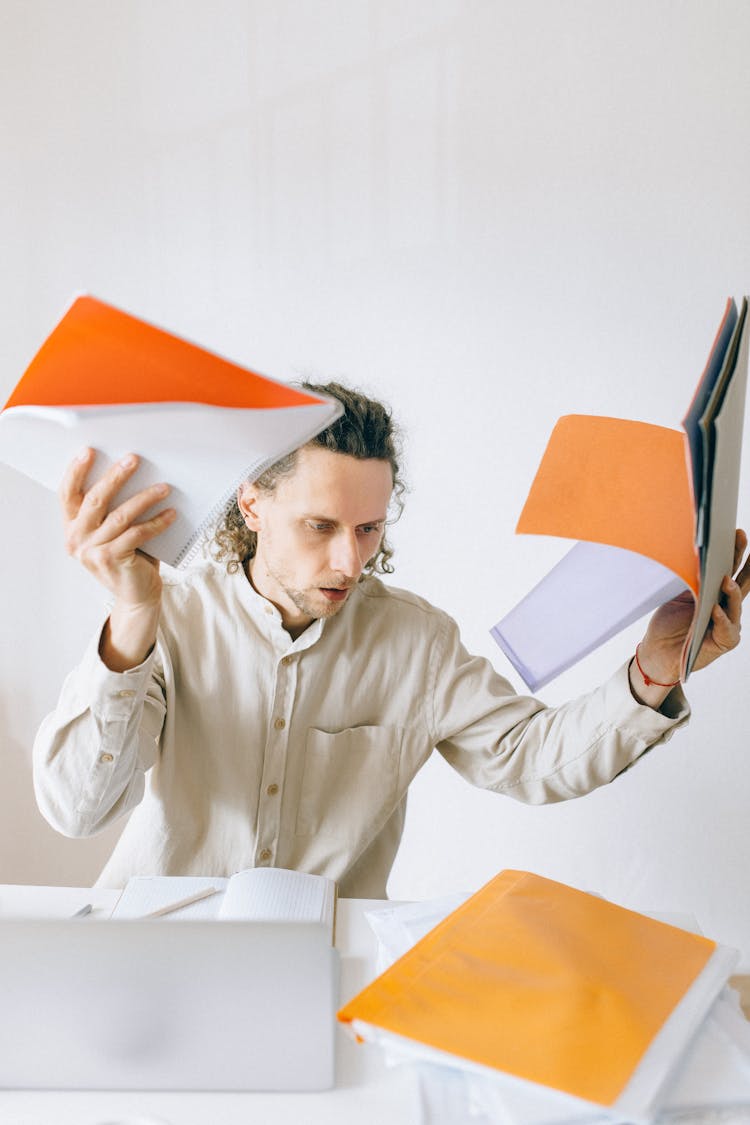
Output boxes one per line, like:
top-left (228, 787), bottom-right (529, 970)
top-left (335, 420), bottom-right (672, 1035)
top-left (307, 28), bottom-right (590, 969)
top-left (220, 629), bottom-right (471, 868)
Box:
top-left (60, 449), bottom-right (176, 671)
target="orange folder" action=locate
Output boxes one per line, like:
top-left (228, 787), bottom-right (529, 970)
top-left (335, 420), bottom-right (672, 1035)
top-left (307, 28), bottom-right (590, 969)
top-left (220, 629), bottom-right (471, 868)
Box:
top-left (516, 416), bottom-right (699, 595)
top-left (4, 294), bottom-right (320, 412)
top-left (492, 298), bottom-right (749, 686)
top-left (339, 870), bottom-right (726, 1113)
top-left (0, 295), bottom-right (342, 567)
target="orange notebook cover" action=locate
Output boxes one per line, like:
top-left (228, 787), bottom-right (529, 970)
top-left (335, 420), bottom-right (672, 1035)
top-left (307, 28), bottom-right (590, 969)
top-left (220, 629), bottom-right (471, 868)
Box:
top-left (491, 298), bottom-right (749, 688)
top-left (0, 295), bottom-right (343, 567)
top-left (3, 294), bottom-right (322, 412)
top-left (339, 870), bottom-right (725, 1113)
top-left (515, 416), bottom-right (699, 594)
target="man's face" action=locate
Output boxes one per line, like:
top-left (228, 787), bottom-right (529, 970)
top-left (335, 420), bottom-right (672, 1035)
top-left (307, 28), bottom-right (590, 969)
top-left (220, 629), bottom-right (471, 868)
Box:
top-left (239, 445), bottom-right (393, 631)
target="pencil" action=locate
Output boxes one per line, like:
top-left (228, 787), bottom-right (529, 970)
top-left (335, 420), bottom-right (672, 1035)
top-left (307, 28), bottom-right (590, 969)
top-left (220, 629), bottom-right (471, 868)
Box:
top-left (143, 885), bottom-right (221, 918)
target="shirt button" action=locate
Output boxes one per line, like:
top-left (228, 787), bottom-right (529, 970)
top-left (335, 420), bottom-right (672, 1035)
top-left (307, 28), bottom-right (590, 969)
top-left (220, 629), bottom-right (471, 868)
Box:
top-left (264, 606), bottom-right (274, 616)
top-left (281, 655), bottom-right (293, 666)
top-left (274, 717), bottom-right (286, 731)
top-left (259, 848), bottom-right (272, 862)
top-left (116, 690), bottom-right (135, 699)
top-left (99, 753), bottom-right (114, 764)
top-left (266, 783), bottom-right (279, 796)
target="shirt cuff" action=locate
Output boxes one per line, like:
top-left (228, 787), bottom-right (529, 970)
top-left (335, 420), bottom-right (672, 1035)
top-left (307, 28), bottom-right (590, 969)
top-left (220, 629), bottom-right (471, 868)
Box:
top-left (603, 660), bottom-right (690, 744)
top-left (80, 622), bottom-right (157, 719)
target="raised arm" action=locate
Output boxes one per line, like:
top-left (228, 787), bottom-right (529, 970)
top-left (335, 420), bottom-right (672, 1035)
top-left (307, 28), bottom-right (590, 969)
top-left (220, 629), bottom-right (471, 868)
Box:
top-left (34, 450), bottom-right (175, 838)
top-left (60, 449), bottom-right (176, 671)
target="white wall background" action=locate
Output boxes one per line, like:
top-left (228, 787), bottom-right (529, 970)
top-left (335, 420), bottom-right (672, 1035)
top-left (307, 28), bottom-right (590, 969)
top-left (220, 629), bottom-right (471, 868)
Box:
top-left (2, 0), bottom-right (749, 959)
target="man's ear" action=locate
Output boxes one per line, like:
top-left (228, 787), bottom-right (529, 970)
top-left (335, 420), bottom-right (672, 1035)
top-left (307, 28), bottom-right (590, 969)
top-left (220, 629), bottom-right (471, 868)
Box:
top-left (237, 482), bottom-right (261, 531)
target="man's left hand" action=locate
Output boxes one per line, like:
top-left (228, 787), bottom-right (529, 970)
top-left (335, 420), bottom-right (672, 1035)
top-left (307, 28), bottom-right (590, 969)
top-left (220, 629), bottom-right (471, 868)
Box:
top-left (631, 529), bottom-right (750, 705)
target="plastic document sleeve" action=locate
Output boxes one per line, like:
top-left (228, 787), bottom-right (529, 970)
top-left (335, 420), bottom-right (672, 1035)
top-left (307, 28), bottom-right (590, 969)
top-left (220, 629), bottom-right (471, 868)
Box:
top-left (338, 869), bottom-right (738, 1123)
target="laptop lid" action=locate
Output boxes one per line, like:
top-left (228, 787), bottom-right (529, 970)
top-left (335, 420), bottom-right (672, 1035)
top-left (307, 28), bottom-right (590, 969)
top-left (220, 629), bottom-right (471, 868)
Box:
top-left (0, 919), bottom-right (339, 1091)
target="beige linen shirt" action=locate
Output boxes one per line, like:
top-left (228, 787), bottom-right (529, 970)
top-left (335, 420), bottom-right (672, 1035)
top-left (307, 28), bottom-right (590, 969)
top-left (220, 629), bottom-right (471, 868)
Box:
top-left (33, 563), bottom-right (689, 896)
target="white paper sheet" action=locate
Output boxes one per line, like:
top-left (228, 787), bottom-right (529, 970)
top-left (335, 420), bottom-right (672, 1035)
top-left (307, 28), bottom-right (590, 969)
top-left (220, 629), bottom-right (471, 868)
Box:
top-left (491, 541), bottom-right (687, 692)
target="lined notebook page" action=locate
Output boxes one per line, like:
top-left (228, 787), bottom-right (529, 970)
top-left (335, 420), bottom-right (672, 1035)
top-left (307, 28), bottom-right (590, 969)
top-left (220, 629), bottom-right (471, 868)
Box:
top-left (111, 876), bottom-right (228, 919)
top-left (110, 868), bottom-right (336, 926)
top-left (220, 868), bottom-right (335, 923)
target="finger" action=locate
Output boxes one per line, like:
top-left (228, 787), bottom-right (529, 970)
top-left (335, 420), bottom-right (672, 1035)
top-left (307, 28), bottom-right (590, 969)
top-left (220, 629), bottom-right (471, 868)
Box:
top-left (709, 601), bottom-right (740, 652)
top-left (733, 549), bottom-right (750, 598)
top-left (100, 509), bottom-right (177, 557)
top-left (75, 454), bottom-right (142, 532)
top-left (732, 528), bottom-right (748, 576)
top-left (59, 448), bottom-right (96, 520)
top-left (81, 509), bottom-right (176, 567)
top-left (720, 574), bottom-right (743, 626)
top-left (86, 483), bottom-right (171, 548)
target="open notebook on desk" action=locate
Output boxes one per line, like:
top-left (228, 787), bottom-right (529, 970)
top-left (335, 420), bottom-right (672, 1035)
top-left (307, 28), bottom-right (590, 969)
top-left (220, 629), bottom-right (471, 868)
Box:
top-left (111, 865), bottom-right (337, 933)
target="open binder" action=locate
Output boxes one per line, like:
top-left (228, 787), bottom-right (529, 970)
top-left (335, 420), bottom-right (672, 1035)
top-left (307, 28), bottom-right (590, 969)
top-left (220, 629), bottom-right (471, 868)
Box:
top-left (491, 298), bottom-right (749, 690)
top-left (0, 295), bottom-right (343, 567)
top-left (338, 870), bottom-right (737, 1122)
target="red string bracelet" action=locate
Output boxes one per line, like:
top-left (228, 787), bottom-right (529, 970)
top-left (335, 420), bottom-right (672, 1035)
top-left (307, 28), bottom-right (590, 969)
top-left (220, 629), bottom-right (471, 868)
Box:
top-left (634, 645), bottom-right (680, 688)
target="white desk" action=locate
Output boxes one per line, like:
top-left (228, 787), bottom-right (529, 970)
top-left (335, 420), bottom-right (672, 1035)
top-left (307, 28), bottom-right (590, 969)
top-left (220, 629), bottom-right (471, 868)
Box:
top-left (0, 883), bottom-right (418, 1125)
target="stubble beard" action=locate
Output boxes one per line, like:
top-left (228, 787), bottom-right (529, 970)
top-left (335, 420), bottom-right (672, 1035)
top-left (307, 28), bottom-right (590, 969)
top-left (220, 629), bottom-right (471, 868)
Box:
top-left (289, 584), bottom-right (347, 621)
top-left (267, 562), bottom-right (352, 622)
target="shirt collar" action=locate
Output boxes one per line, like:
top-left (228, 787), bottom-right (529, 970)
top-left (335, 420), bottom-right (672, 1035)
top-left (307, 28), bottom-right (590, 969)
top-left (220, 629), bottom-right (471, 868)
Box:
top-left (231, 566), bottom-right (327, 653)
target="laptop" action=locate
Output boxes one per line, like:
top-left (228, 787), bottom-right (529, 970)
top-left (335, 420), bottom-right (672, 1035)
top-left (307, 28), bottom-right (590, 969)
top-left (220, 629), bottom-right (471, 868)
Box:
top-left (0, 918), bottom-right (339, 1091)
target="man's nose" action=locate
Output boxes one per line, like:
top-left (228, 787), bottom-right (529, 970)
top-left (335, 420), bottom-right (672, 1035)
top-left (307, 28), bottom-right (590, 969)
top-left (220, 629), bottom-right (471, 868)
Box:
top-left (329, 531), bottom-right (363, 579)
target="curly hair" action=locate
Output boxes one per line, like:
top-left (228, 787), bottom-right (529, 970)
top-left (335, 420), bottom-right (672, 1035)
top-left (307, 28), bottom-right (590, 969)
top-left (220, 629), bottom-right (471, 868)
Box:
top-left (210, 381), bottom-right (405, 577)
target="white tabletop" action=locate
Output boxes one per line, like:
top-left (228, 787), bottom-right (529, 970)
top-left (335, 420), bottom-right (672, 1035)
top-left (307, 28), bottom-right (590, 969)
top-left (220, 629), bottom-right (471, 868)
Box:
top-left (0, 883), bottom-right (418, 1125)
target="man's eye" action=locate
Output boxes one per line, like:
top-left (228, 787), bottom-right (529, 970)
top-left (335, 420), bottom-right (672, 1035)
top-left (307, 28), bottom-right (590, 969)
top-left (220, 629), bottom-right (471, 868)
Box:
top-left (309, 523), bottom-right (332, 532)
top-left (359, 526), bottom-right (380, 535)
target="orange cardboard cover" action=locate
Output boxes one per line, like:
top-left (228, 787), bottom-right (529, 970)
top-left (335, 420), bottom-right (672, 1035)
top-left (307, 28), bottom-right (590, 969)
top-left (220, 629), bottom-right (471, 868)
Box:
top-left (4, 295), bottom-right (321, 411)
top-left (516, 415), bottom-right (699, 594)
top-left (0, 295), bottom-right (342, 567)
top-left (494, 299), bottom-right (748, 688)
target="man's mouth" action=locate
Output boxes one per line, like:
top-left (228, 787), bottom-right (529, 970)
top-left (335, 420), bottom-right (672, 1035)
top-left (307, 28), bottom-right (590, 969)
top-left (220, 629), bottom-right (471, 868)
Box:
top-left (319, 587), bottom-right (350, 602)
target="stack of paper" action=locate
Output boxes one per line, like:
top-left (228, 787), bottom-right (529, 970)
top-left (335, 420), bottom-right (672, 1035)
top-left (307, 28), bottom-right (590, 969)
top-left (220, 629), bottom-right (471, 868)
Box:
top-left (339, 871), bottom-right (746, 1124)
top-left (491, 297), bottom-right (749, 690)
top-left (0, 295), bottom-right (343, 567)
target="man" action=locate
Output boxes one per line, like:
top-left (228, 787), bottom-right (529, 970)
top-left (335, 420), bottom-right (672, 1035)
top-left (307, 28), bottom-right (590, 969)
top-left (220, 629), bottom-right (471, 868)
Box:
top-left (33, 383), bottom-right (749, 896)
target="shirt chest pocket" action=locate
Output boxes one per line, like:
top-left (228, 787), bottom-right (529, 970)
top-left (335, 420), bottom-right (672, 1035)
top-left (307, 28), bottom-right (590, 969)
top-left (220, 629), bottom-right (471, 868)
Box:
top-left (295, 725), bottom-right (403, 840)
